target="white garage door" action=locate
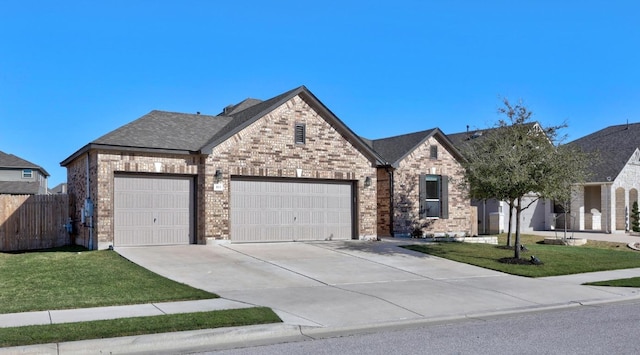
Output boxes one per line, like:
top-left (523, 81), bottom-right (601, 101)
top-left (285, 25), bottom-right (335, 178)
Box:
top-left (231, 179), bottom-right (354, 242)
top-left (114, 175), bottom-right (194, 246)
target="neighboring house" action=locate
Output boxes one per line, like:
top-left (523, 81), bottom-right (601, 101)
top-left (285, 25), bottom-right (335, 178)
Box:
top-left (61, 86), bottom-right (386, 249)
top-left (49, 183), bottom-right (67, 194)
top-left (61, 86), bottom-right (476, 250)
top-left (447, 126), bottom-right (552, 234)
top-left (0, 150), bottom-right (49, 195)
top-left (365, 128), bottom-right (472, 237)
top-left (568, 122), bottom-right (640, 233)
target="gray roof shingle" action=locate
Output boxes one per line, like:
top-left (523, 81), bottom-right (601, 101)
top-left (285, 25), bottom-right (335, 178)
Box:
top-left (369, 129), bottom-right (438, 165)
top-left (0, 181), bottom-right (41, 195)
top-left (92, 110), bottom-right (233, 152)
top-left (0, 150), bottom-right (49, 176)
top-left (367, 128), bottom-right (464, 167)
top-left (568, 122), bottom-right (640, 183)
top-left (62, 86), bottom-right (384, 166)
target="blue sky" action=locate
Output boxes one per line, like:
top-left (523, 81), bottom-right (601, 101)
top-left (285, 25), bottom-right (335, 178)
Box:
top-left (1, 1), bottom-right (638, 186)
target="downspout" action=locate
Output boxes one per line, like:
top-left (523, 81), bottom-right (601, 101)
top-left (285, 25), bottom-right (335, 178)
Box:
top-left (86, 153), bottom-right (93, 250)
top-left (388, 167), bottom-right (394, 237)
top-left (482, 200), bottom-right (486, 235)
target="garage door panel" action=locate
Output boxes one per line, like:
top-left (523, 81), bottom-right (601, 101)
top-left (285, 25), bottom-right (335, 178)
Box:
top-left (114, 175), bottom-right (193, 247)
top-left (231, 179), bottom-right (353, 242)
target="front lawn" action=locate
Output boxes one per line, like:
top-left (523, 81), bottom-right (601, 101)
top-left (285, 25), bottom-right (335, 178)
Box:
top-left (585, 277), bottom-right (640, 287)
top-left (402, 234), bottom-right (640, 278)
top-left (0, 307), bottom-right (281, 348)
top-left (0, 246), bottom-right (216, 314)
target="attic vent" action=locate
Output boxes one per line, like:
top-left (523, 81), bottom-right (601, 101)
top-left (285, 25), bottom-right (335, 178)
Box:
top-left (430, 145), bottom-right (438, 159)
top-left (470, 132), bottom-right (483, 139)
top-left (223, 105), bottom-right (234, 115)
top-left (295, 123), bottom-right (306, 144)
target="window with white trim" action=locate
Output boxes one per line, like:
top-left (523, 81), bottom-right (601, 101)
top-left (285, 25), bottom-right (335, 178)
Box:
top-left (22, 169), bottom-right (33, 179)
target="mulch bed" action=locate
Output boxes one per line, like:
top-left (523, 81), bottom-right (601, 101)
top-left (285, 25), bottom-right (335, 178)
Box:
top-left (498, 257), bottom-right (542, 265)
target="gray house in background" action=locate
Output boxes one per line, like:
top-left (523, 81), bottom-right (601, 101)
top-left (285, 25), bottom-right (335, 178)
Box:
top-left (447, 126), bottom-right (552, 234)
top-left (0, 150), bottom-right (50, 195)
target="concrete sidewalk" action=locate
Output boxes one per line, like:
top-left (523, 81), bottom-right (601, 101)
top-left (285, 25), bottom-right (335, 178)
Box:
top-left (0, 298), bottom-right (254, 328)
top-left (2, 238), bottom-right (640, 354)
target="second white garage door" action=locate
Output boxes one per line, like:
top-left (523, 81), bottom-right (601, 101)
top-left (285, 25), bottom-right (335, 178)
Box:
top-left (114, 175), bottom-right (194, 247)
top-left (231, 179), bottom-right (354, 242)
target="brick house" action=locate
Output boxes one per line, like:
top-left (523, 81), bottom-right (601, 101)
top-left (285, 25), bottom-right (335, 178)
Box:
top-left (365, 129), bottom-right (472, 237)
top-left (61, 86), bottom-right (472, 249)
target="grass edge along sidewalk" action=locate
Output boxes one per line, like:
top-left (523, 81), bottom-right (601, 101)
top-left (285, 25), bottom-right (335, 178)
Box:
top-left (0, 246), bottom-right (216, 314)
top-left (402, 234), bottom-right (640, 279)
top-left (0, 307), bottom-right (281, 348)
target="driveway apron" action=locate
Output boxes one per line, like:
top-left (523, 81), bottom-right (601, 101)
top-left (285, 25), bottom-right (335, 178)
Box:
top-left (116, 240), bottom-right (640, 328)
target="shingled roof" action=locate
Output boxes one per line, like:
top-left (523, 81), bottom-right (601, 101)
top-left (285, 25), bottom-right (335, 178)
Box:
top-left (0, 150), bottom-right (49, 176)
top-left (0, 181), bottom-right (41, 195)
top-left (568, 122), bottom-right (640, 183)
top-left (366, 128), bottom-right (463, 167)
top-left (92, 110), bottom-right (233, 152)
top-left (62, 86), bottom-right (384, 166)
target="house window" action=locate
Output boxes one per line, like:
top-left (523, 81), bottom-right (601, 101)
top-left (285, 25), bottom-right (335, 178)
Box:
top-left (22, 169), bottom-right (33, 179)
top-left (430, 145), bottom-right (438, 159)
top-left (419, 174), bottom-right (449, 218)
top-left (295, 123), bottom-right (306, 144)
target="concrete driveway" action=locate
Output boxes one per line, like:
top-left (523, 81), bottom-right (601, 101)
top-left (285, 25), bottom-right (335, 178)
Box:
top-left (116, 239), bottom-right (640, 328)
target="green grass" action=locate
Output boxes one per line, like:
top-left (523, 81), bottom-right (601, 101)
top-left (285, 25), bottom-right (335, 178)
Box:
top-left (402, 234), bottom-right (640, 278)
top-left (0, 246), bottom-right (217, 314)
top-left (0, 307), bottom-right (281, 348)
top-left (585, 277), bottom-right (640, 287)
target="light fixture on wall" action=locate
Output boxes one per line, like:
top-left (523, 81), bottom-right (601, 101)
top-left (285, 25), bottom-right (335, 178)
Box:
top-left (214, 169), bottom-right (223, 183)
top-left (364, 176), bottom-right (372, 187)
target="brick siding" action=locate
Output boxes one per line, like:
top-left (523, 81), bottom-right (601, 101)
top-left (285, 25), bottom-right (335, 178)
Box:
top-left (206, 95), bottom-right (377, 240)
top-left (65, 94), bottom-right (378, 248)
top-left (379, 136), bottom-right (471, 237)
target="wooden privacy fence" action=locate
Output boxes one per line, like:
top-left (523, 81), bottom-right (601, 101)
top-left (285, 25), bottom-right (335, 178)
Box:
top-left (0, 194), bottom-right (70, 251)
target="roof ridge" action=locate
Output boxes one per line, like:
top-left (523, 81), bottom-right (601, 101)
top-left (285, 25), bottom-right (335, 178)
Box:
top-left (370, 128), bottom-right (437, 143)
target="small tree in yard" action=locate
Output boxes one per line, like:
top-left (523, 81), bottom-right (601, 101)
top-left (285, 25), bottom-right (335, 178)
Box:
top-left (459, 99), bottom-right (591, 260)
top-left (631, 201), bottom-right (640, 233)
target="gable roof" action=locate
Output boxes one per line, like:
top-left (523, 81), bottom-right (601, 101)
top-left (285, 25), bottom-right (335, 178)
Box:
top-left (62, 86), bottom-right (385, 166)
top-left (367, 128), bottom-right (464, 167)
top-left (0, 150), bottom-right (49, 176)
top-left (568, 122), bottom-right (640, 183)
top-left (200, 86), bottom-right (303, 152)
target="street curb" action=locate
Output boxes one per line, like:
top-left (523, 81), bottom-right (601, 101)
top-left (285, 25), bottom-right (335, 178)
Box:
top-left (299, 296), bottom-right (640, 340)
top-left (3, 297), bottom-right (640, 354)
top-left (0, 324), bottom-right (308, 355)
